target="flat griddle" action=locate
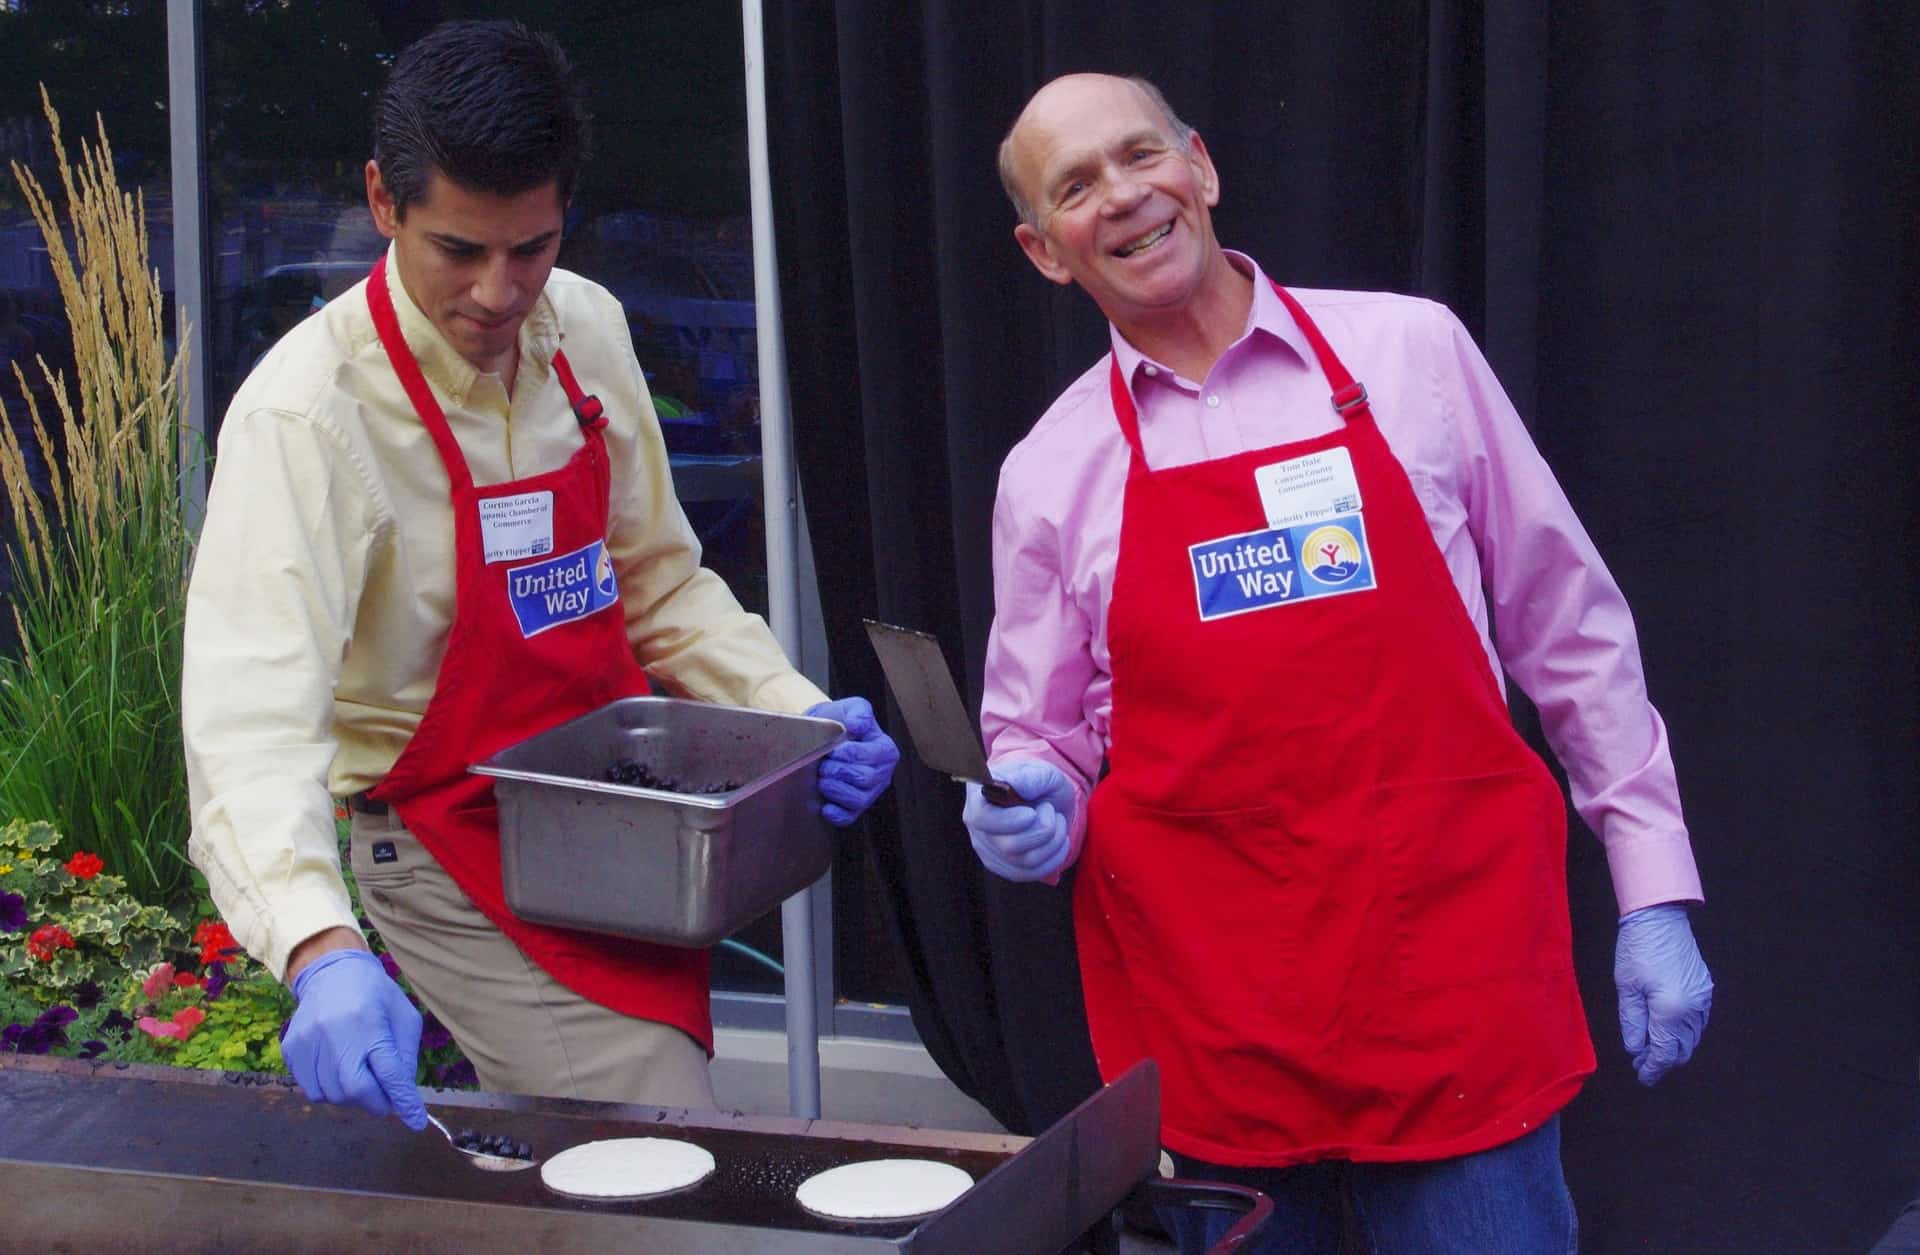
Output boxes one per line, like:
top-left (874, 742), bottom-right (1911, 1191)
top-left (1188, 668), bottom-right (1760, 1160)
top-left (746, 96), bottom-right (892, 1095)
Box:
top-left (0, 1054), bottom-right (1160, 1253)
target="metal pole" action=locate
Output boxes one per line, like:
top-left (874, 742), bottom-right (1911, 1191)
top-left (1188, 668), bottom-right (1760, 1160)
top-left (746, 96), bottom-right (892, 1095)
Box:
top-left (165, 0), bottom-right (209, 520)
top-left (742, 0), bottom-right (821, 1119)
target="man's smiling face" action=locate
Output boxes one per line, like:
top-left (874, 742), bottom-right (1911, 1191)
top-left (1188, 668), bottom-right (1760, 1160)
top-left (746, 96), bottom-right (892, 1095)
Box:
top-left (1009, 75), bottom-right (1224, 332)
top-left (367, 162), bottom-right (565, 378)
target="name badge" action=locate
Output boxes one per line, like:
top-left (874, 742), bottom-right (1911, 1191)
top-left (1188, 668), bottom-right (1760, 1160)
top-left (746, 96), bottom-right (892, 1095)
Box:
top-left (1253, 447), bottom-right (1362, 530)
top-left (1189, 514), bottom-right (1377, 621)
top-left (480, 490), bottom-right (555, 564)
top-left (506, 539), bottom-right (621, 638)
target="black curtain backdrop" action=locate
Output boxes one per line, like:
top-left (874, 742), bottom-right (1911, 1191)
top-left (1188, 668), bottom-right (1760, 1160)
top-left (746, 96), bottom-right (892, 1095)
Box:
top-left (765, 4), bottom-right (1920, 1250)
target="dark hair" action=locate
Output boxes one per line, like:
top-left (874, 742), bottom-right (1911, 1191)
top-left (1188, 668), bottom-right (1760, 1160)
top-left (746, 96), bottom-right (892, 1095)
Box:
top-left (373, 20), bottom-right (590, 218)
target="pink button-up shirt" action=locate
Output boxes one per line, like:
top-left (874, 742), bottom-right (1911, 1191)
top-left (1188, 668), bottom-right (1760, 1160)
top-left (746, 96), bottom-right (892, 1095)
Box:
top-left (982, 254), bottom-right (1702, 915)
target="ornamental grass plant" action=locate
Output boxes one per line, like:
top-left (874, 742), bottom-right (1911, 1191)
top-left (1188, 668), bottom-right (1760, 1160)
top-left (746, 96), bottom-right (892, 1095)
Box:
top-left (0, 88), bottom-right (197, 906)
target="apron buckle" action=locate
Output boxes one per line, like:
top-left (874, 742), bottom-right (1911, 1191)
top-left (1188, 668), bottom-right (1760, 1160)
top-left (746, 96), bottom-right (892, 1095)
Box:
top-left (1332, 381), bottom-right (1369, 414)
top-left (571, 394), bottom-right (607, 430)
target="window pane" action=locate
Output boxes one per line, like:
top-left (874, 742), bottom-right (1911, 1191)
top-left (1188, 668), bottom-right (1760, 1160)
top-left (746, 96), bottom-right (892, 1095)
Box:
top-left (0, 1), bottom-right (172, 656)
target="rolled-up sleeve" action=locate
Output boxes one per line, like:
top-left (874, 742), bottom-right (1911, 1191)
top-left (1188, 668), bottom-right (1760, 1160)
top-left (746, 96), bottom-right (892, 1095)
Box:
top-left (1440, 310), bottom-right (1703, 914)
top-left (980, 456), bottom-right (1101, 867)
top-left (183, 407), bottom-right (378, 979)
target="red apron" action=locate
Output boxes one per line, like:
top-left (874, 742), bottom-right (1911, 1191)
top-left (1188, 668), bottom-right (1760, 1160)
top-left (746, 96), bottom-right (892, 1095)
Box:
top-left (1076, 284), bottom-right (1593, 1167)
top-left (362, 257), bottom-right (712, 1052)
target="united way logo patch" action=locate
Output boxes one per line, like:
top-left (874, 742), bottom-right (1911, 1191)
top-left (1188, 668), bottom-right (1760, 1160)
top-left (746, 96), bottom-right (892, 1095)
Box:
top-left (1301, 524), bottom-right (1365, 585)
top-left (506, 538), bottom-right (620, 638)
top-left (1189, 513), bottom-right (1377, 622)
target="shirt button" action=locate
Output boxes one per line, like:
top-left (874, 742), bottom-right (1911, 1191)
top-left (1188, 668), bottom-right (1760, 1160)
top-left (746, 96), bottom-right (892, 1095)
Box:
top-left (1205, 394), bottom-right (1221, 408)
top-left (1143, 364), bottom-right (1158, 377)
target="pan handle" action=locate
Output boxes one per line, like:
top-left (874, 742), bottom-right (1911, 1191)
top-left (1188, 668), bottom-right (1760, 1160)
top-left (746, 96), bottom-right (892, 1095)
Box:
top-left (1139, 1176), bottom-right (1276, 1254)
top-left (980, 778), bottom-right (1024, 807)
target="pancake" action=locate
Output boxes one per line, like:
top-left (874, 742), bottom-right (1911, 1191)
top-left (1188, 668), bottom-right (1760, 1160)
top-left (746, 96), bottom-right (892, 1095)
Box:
top-left (794, 1158), bottom-right (974, 1222)
top-left (539, 1136), bottom-right (716, 1201)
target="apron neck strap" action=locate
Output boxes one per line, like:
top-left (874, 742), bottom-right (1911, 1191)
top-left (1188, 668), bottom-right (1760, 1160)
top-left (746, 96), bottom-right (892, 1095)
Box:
top-left (1107, 279), bottom-right (1375, 466)
top-left (549, 347), bottom-right (607, 431)
top-left (367, 255), bottom-right (474, 495)
top-left (1269, 283), bottom-right (1373, 421)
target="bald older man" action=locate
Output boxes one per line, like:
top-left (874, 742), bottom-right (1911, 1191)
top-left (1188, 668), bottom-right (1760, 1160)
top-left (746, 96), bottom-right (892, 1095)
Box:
top-left (960, 73), bottom-right (1715, 1253)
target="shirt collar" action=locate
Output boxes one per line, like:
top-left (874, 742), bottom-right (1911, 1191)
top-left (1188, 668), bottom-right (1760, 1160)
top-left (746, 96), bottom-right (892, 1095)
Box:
top-left (1107, 250), bottom-right (1314, 402)
top-left (380, 241), bottom-right (561, 408)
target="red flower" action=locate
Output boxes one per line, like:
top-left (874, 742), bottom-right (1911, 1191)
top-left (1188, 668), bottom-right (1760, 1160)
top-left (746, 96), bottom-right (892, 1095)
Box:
top-left (193, 919), bottom-right (239, 967)
top-left (26, 924), bottom-right (75, 962)
top-left (63, 851), bottom-right (103, 880)
top-left (173, 971), bottom-right (201, 989)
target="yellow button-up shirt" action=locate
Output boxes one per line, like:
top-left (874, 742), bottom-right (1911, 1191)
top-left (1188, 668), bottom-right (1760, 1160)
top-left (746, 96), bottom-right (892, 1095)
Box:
top-left (183, 251), bottom-right (825, 978)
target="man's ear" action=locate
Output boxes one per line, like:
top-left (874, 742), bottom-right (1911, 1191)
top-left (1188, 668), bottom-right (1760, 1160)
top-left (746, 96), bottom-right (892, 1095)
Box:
top-left (1014, 222), bottom-right (1074, 286)
top-left (1186, 131), bottom-right (1222, 209)
top-left (366, 159), bottom-right (400, 239)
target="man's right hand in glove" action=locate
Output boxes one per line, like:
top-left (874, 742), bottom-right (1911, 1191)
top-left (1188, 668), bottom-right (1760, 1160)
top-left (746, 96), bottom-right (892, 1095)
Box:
top-left (282, 940), bottom-right (427, 1129)
top-left (963, 758), bottom-right (1077, 882)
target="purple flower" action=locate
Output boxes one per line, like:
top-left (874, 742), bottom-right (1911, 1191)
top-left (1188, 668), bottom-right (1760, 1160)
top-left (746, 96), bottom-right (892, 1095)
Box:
top-left (203, 961), bottom-right (229, 1001)
top-left (377, 951), bottom-right (403, 983)
top-left (13, 1005), bottom-right (77, 1055)
top-left (100, 1010), bottom-right (133, 1038)
top-left (0, 891), bottom-right (25, 934)
top-left (77, 1039), bottom-right (107, 1059)
top-left (433, 1059), bottom-right (478, 1089)
top-left (1, 1024), bottom-right (22, 1052)
top-left (72, 980), bottom-right (103, 1010)
top-left (419, 1018), bottom-right (453, 1052)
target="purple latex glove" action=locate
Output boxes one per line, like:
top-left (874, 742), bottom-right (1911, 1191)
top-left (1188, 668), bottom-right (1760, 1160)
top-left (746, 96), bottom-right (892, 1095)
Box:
top-left (807, 697), bottom-right (900, 826)
top-left (1614, 903), bottom-right (1714, 1086)
top-left (284, 949), bottom-right (427, 1128)
top-left (962, 759), bottom-right (1076, 882)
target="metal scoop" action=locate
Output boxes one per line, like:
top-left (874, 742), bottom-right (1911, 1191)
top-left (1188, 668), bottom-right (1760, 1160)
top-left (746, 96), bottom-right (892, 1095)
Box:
top-left (424, 1110), bottom-right (537, 1172)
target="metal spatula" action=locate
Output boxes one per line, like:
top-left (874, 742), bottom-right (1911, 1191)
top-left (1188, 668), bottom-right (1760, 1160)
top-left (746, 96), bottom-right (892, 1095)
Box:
top-left (862, 619), bottom-right (1024, 807)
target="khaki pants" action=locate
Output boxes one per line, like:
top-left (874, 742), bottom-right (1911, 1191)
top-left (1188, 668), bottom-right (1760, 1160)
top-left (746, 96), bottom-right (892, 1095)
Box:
top-left (348, 806), bottom-right (714, 1109)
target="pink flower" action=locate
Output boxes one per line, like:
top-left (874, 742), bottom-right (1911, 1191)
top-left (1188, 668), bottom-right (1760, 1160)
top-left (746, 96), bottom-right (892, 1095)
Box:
top-left (135, 1006), bottom-right (207, 1042)
top-left (141, 963), bottom-right (176, 1000)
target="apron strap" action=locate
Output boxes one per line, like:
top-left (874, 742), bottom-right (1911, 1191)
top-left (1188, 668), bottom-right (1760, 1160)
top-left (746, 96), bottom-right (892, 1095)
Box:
top-left (550, 348), bottom-right (607, 431)
top-left (1108, 355), bottom-right (1150, 467)
top-left (367, 255), bottom-right (475, 495)
top-left (1106, 280), bottom-right (1375, 470)
top-left (1269, 285), bottom-right (1373, 421)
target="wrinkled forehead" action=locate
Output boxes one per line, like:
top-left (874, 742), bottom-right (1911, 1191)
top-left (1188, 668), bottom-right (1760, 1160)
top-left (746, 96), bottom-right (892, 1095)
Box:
top-left (1011, 77), bottom-right (1173, 191)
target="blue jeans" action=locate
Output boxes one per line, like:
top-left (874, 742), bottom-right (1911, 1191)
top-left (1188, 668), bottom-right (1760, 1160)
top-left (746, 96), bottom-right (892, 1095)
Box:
top-left (1157, 1117), bottom-right (1577, 1255)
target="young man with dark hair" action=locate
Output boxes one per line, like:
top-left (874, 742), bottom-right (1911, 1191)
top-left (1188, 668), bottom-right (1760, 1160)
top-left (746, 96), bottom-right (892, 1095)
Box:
top-left (182, 19), bottom-right (898, 1130)
top-left (968, 72), bottom-right (1714, 1252)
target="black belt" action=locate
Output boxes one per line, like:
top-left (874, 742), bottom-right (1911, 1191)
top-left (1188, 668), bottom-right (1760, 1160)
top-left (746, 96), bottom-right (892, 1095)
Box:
top-left (349, 793), bottom-right (389, 816)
